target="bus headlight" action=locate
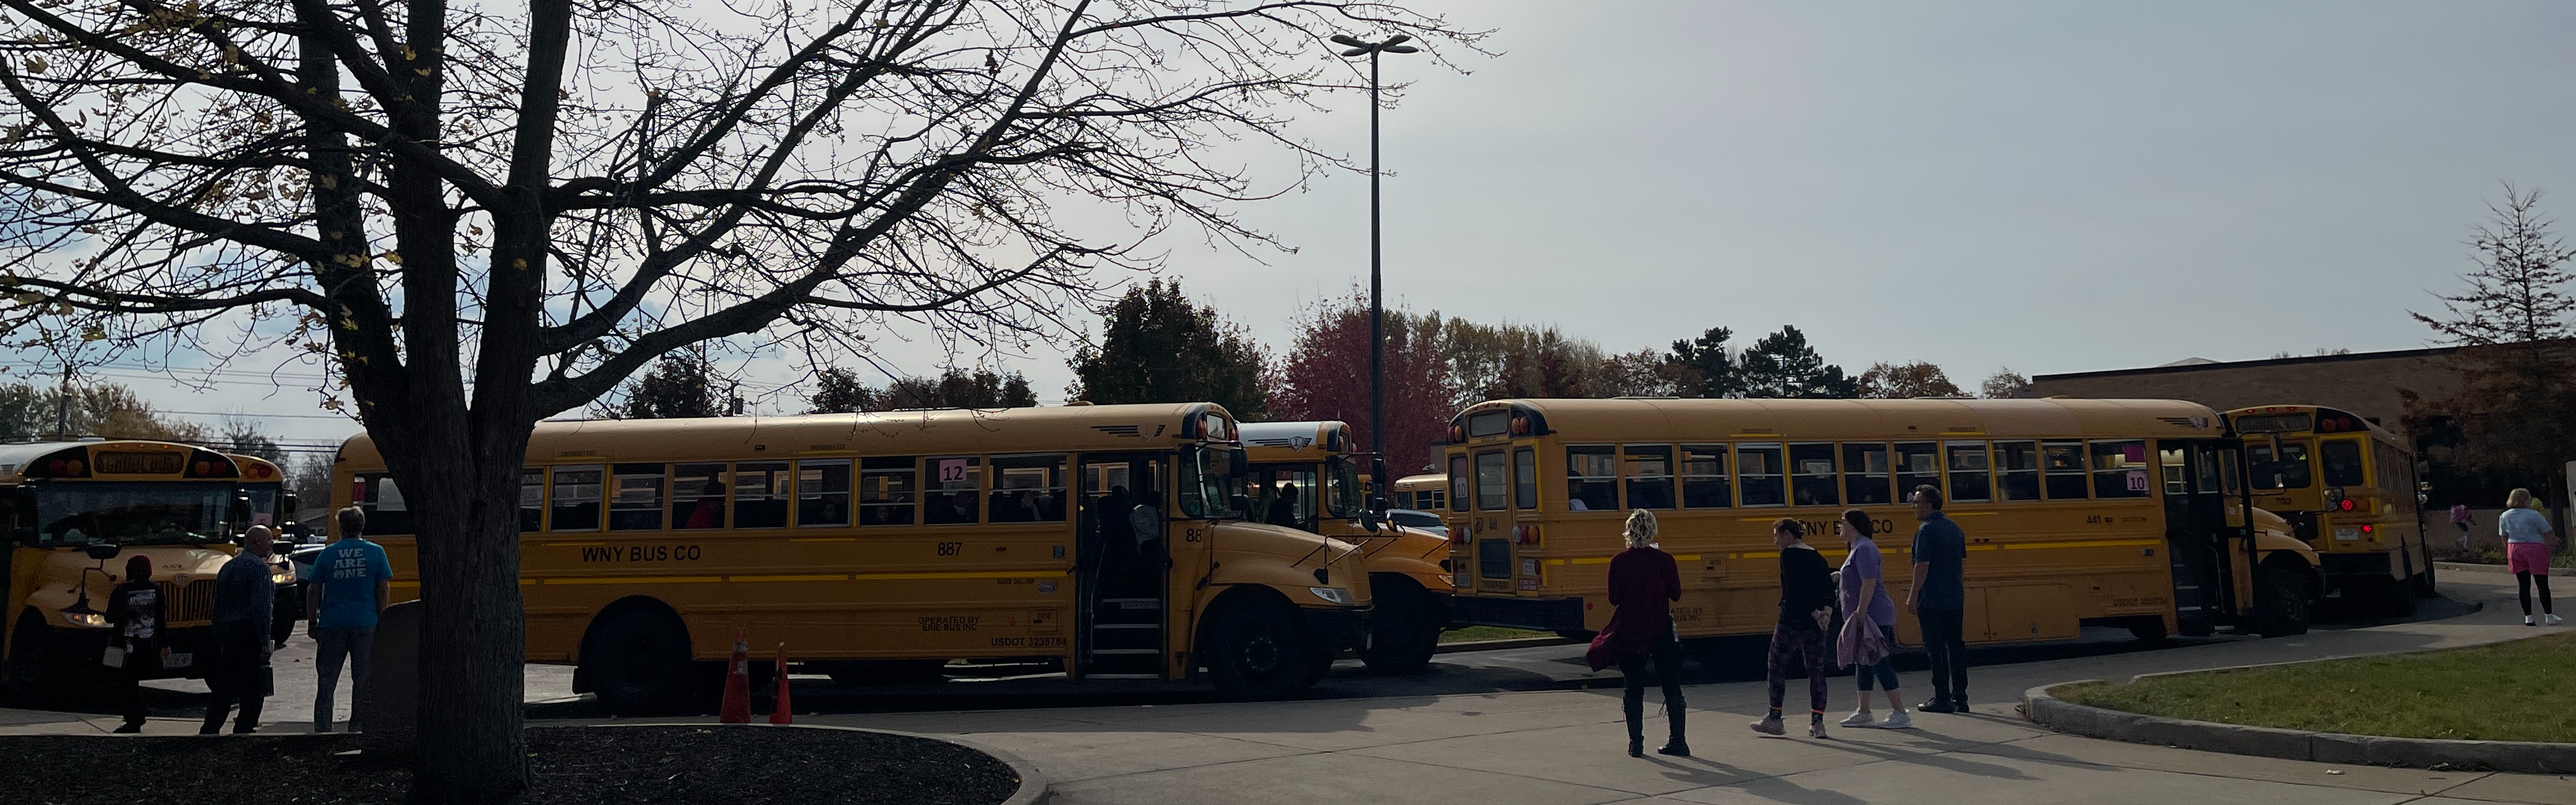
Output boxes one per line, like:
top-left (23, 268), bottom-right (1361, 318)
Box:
top-left (272, 569), bottom-right (296, 585)
top-left (63, 611), bottom-right (107, 629)
top-left (1308, 586), bottom-right (1355, 606)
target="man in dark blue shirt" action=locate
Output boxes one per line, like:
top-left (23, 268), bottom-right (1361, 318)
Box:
top-left (201, 525), bottom-right (277, 734)
top-left (1906, 486), bottom-right (1970, 714)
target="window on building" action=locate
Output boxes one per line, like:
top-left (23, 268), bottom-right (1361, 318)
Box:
top-left (1995, 441), bottom-right (2041, 502)
top-left (990, 454), bottom-right (1066, 523)
top-left (2090, 440), bottom-right (2152, 499)
top-left (1945, 441), bottom-right (1991, 503)
top-left (671, 463), bottom-right (728, 529)
top-left (1843, 443), bottom-right (1892, 505)
top-left (1680, 444), bottom-right (1731, 508)
top-left (549, 465), bottom-right (604, 532)
top-left (1736, 443), bottom-right (1786, 507)
top-left (857, 456), bottom-right (914, 526)
top-left (733, 461), bottom-right (791, 528)
top-left (1567, 445), bottom-right (1617, 512)
top-left (1623, 444), bottom-right (1675, 509)
top-left (1894, 442), bottom-right (1939, 503)
top-left (1790, 443), bottom-right (1838, 507)
top-left (2041, 441), bottom-right (2089, 500)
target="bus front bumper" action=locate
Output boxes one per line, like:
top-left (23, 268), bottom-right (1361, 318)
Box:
top-left (2320, 552), bottom-right (2394, 579)
top-left (1302, 606), bottom-right (1373, 653)
top-left (1449, 595), bottom-right (1586, 632)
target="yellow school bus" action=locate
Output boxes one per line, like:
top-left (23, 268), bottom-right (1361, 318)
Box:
top-left (0, 440), bottom-right (296, 698)
top-left (1438, 398), bottom-right (2322, 663)
top-left (331, 402), bottom-right (1374, 712)
top-left (1391, 473), bottom-right (1447, 512)
top-left (2226, 406), bottom-right (2431, 615)
top-left (1238, 421), bottom-right (1450, 673)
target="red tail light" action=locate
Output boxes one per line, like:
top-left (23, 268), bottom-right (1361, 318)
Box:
top-left (2360, 524), bottom-right (2375, 534)
top-left (2337, 498), bottom-right (2356, 512)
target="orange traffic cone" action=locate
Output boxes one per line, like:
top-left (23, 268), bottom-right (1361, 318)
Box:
top-left (719, 631), bottom-right (751, 724)
top-left (769, 643), bottom-right (792, 725)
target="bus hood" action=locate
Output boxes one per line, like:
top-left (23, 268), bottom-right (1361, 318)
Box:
top-left (22, 546), bottom-right (243, 629)
top-left (1206, 521), bottom-right (1374, 608)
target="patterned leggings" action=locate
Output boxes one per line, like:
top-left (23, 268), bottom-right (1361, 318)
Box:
top-left (1767, 624), bottom-right (1830, 722)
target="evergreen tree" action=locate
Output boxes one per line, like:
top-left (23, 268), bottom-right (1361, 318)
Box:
top-left (807, 367), bottom-right (1039, 413)
top-left (605, 356), bottom-right (728, 419)
top-left (1668, 326), bottom-right (1738, 398)
top-left (1736, 326), bottom-right (1857, 399)
top-left (1067, 279), bottom-right (1269, 418)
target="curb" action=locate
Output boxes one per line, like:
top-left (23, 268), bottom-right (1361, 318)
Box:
top-left (1434, 636), bottom-right (1576, 654)
top-left (2436, 561), bottom-right (2566, 576)
top-left (2022, 682), bottom-right (2576, 774)
top-left (608, 722), bottom-right (1048, 805)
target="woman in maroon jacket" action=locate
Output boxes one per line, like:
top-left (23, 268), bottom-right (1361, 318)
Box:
top-left (1586, 509), bottom-right (1687, 757)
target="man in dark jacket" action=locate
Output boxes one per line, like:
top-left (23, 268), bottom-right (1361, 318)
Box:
top-left (201, 525), bottom-right (276, 735)
top-left (1907, 486), bottom-right (1970, 713)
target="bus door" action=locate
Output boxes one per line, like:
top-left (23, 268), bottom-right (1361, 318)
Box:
top-left (2159, 439), bottom-right (2235, 636)
top-left (1075, 454), bottom-right (1167, 679)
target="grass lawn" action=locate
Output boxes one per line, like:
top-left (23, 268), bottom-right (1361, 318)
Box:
top-left (1438, 625), bottom-right (1556, 644)
top-left (2057, 632), bottom-right (2576, 743)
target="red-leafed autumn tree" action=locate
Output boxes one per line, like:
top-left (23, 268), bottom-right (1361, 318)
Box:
top-left (0, 1), bottom-right (1487, 800)
top-left (1269, 290), bottom-right (1456, 478)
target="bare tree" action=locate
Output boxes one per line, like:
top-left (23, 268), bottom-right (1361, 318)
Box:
top-left (0, 1), bottom-right (1485, 799)
top-left (1979, 367), bottom-right (2028, 399)
top-left (2406, 183), bottom-right (2576, 526)
top-left (1854, 360), bottom-right (1960, 399)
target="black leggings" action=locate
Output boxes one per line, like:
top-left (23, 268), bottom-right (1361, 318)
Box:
top-left (1620, 636), bottom-right (1687, 737)
top-left (2519, 572), bottom-right (2555, 617)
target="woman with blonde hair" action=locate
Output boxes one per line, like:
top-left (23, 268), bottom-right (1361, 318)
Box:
top-left (2501, 488), bottom-right (2561, 625)
top-left (1584, 509), bottom-right (1689, 757)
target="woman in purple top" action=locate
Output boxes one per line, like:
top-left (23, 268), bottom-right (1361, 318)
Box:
top-left (1836, 509), bottom-right (1912, 729)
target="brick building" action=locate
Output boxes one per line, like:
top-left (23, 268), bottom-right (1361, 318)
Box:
top-left (2022, 347), bottom-right (2464, 448)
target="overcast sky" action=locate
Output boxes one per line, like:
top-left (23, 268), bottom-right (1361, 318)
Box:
top-left (12, 0), bottom-right (2575, 450)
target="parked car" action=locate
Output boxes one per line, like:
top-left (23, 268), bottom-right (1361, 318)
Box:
top-left (1386, 508), bottom-right (1448, 538)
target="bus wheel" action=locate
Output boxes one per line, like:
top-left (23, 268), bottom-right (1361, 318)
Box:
top-left (2414, 561), bottom-right (2438, 598)
top-left (2250, 567), bottom-right (2311, 638)
top-left (4, 613), bottom-right (90, 707)
top-left (2377, 577), bottom-right (2419, 618)
top-left (584, 609), bottom-right (693, 716)
top-left (1682, 634), bottom-right (1767, 678)
top-left (1358, 581), bottom-right (1439, 675)
top-left (2124, 617), bottom-right (2170, 644)
top-left (1203, 597), bottom-right (1315, 700)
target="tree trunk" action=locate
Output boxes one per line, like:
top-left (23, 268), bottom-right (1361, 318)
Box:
top-left (389, 417), bottom-right (535, 802)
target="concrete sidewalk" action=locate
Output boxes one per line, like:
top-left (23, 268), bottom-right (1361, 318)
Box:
top-left (789, 573), bottom-right (2569, 805)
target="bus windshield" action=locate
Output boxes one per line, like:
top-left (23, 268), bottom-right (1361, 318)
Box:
top-left (33, 481), bottom-right (234, 546)
top-left (2249, 441), bottom-right (2313, 491)
top-left (1178, 447), bottom-right (1247, 520)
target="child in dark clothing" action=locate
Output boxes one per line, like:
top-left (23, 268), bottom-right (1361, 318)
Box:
top-left (1751, 519), bottom-right (1836, 739)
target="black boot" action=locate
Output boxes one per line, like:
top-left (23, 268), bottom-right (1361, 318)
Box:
top-left (1623, 695), bottom-right (1646, 757)
top-left (1657, 703), bottom-right (1690, 756)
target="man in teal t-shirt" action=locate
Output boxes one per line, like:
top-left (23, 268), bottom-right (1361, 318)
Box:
top-left (307, 507), bottom-right (393, 733)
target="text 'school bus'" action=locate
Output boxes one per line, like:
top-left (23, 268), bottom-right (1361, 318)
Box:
top-left (1437, 398), bottom-right (2323, 664)
top-left (0, 440), bottom-right (299, 700)
top-left (330, 403), bottom-right (1374, 713)
top-left (1392, 473), bottom-right (1447, 512)
top-left (1237, 421), bottom-right (1451, 673)
top-left (2225, 406), bottom-right (2432, 615)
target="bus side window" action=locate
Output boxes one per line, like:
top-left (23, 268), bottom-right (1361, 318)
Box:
top-left (1893, 442), bottom-right (1939, 501)
top-left (1735, 443), bottom-right (1785, 507)
top-left (671, 463), bottom-right (728, 530)
top-left (858, 457), bottom-right (915, 526)
top-left (733, 462), bottom-right (790, 528)
top-left (1944, 441), bottom-right (1991, 503)
top-left (798, 459), bottom-right (854, 528)
top-left (923, 456), bottom-right (982, 525)
top-left (358, 473), bottom-right (416, 536)
top-left (1681, 443), bottom-right (1731, 508)
top-left (2089, 440), bottom-right (2152, 499)
top-left (990, 454), bottom-right (1066, 523)
top-left (1995, 441), bottom-right (2041, 502)
top-left (1448, 455), bottom-right (1469, 512)
top-left (519, 468), bottom-right (544, 533)
top-left (610, 463), bottom-right (665, 531)
top-left (1790, 442), bottom-right (1838, 507)
top-left (2041, 441), bottom-right (2089, 500)
top-left (1565, 445), bottom-right (1616, 512)
top-left (1622, 444), bottom-right (1673, 510)
top-left (549, 466), bottom-right (603, 532)
top-left (1841, 443), bottom-right (1890, 505)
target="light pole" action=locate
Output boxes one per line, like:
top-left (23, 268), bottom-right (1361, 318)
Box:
top-left (1332, 33), bottom-right (1416, 514)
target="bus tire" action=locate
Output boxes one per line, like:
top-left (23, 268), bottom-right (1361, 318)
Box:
top-left (2377, 576), bottom-right (2419, 618)
top-left (2250, 567), bottom-right (2311, 638)
top-left (4, 612), bottom-right (93, 707)
top-left (2124, 617), bottom-right (2170, 644)
top-left (2414, 560), bottom-right (2438, 598)
top-left (1358, 578), bottom-right (1439, 675)
top-left (1682, 634), bottom-right (1767, 678)
top-left (583, 607), bottom-right (693, 716)
top-left (1201, 595), bottom-right (1315, 700)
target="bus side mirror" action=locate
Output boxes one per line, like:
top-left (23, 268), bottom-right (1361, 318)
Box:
top-left (82, 542), bottom-right (121, 562)
top-left (229, 496), bottom-right (254, 530)
top-left (1360, 507), bottom-right (1383, 534)
top-left (280, 492), bottom-right (301, 517)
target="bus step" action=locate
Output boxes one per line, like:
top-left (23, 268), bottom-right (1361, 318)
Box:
top-left (1101, 598), bottom-right (1158, 606)
top-left (1091, 648), bottom-right (1159, 655)
top-left (1084, 673), bottom-right (1161, 680)
top-left (1092, 623), bottom-right (1158, 629)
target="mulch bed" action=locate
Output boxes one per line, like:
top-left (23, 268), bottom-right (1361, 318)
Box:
top-left (1, 725), bottom-right (1022, 805)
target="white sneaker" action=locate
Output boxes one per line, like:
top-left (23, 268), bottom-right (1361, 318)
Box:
top-left (2528, 615), bottom-right (2538, 626)
top-left (1876, 710), bottom-right (1914, 730)
top-left (2549, 614), bottom-right (2565, 625)
top-left (1840, 710), bottom-right (1877, 727)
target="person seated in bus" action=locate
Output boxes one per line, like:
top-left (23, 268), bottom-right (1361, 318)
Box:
top-left (1266, 483), bottom-right (1301, 528)
top-left (682, 481), bottom-right (725, 529)
top-left (927, 491), bottom-right (977, 525)
top-left (1036, 489), bottom-right (1062, 521)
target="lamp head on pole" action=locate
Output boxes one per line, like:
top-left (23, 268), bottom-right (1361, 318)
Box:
top-left (1331, 33), bottom-right (1419, 57)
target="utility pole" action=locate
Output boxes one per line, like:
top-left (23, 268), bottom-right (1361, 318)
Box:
top-left (52, 363), bottom-right (71, 440)
top-left (1331, 33), bottom-right (1418, 512)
